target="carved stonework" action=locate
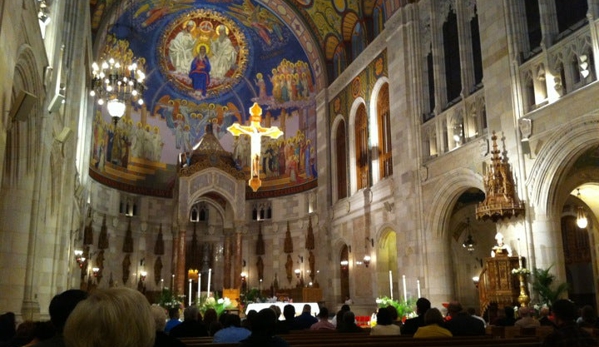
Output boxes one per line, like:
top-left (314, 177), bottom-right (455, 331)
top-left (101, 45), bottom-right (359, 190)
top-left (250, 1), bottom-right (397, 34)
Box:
top-left (476, 131), bottom-right (525, 222)
top-left (284, 221), bottom-right (293, 254)
top-left (122, 219), bottom-right (133, 253)
top-left (122, 254), bottom-right (131, 285)
top-left (305, 216), bottom-right (314, 250)
top-left (154, 256), bottom-right (163, 286)
top-left (256, 224), bottom-right (265, 256)
top-left (98, 214), bottom-right (109, 250)
top-left (154, 224), bottom-right (164, 255)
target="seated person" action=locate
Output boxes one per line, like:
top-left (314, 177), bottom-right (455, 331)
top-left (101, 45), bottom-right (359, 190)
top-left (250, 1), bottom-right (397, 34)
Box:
top-left (63, 287), bottom-right (155, 347)
top-left (370, 307), bottom-right (400, 335)
top-left (515, 307), bottom-right (540, 329)
top-left (414, 308), bottom-right (452, 338)
top-left (310, 307), bottom-right (335, 330)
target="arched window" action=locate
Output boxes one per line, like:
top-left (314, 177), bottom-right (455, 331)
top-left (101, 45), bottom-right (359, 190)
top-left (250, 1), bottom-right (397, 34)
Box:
top-left (443, 9), bottom-right (461, 104)
top-left (355, 104), bottom-right (369, 190)
top-left (336, 121), bottom-right (348, 199)
top-left (377, 84), bottom-right (392, 179)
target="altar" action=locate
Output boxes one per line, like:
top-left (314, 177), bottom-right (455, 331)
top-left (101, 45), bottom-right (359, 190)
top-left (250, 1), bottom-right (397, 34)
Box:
top-left (245, 302), bottom-right (319, 320)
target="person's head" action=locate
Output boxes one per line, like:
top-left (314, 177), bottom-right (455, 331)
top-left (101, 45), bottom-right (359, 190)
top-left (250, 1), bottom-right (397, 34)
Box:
top-left (302, 304), bottom-right (311, 314)
top-left (518, 306), bottom-right (533, 318)
top-left (48, 289), bottom-right (88, 333)
top-left (342, 311), bottom-right (355, 325)
top-left (150, 305), bottom-right (167, 332)
top-left (199, 45), bottom-right (207, 56)
top-left (168, 307), bottom-right (179, 320)
top-left (376, 307), bottom-right (393, 325)
top-left (447, 301), bottom-right (463, 316)
top-left (269, 305), bottom-right (282, 320)
top-left (283, 304), bottom-right (295, 320)
top-left (495, 232), bottom-right (504, 246)
top-left (551, 299), bottom-right (578, 325)
top-left (341, 304), bottom-right (350, 312)
top-left (225, 314), bottom-right (242, 328)
top-left (203, 308), bottom-right (217, 325)
top-left (581, 305), bottom-right (596, 323)
top-left (416, 297), bottom-right (431, 316)
top-left (183, 306), bottom-right (199, 321)
top-left (30, 320), bottom-right (56, 343)
top-left (386, 305), bottom-right (398, 321)
top-left (424, 308), bottom-right (445, 326)
top-left (0, 312), bottom-right (16, 340)
top-left (63, 287), bottom-right (155, 347)
top-left (14, 321), bottom-right (37, 345)
top-left (252, 308), bottom-right (277, 336)
top-left (317, 307), bottom-right (329, 320)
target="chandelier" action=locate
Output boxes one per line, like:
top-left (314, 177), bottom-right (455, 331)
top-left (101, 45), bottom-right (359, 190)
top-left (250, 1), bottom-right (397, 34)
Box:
top-left (90, 0), bottom-right (145, 125)
top-left (90, 54), bottom-right (145, 123)
top-left (461, 218), bottom-right (476, 253)
top-left (576, 189), bottom-right (588, 229)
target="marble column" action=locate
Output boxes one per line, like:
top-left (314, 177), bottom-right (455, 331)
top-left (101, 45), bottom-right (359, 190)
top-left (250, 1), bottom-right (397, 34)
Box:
top-left (175, 228), bottom-right (186, 296)
top-left (233, 231), bottom-right (243, 289)
top-left (223, 233), bottom-right (232, 288)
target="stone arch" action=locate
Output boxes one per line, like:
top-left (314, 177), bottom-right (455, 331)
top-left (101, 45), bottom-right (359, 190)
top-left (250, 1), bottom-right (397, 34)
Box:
top-left (178, 168), bottom-right (245, 225)
top-left (369, 77), bottom-right (390, 185)
top-left (348, 97), bottom-right (367, 195)
top-left (426, 168), bottom-right (484, 237)
top-left (330, 114), bottom-right (346, 203)
top-left (3, 44), bottom-right (43, 186)
top-left (374, 223), bottom-right (398, 298)
top-left (527, 113), bottom-right (599, 216)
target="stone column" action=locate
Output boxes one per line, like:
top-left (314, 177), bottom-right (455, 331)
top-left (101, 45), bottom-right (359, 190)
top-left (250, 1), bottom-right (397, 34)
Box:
top-left (175, 228), bottom-right (186, 295)
top-left (223, 232), bottom-right (232, 288)
top-left (233, 231), bottom-right (243, 289)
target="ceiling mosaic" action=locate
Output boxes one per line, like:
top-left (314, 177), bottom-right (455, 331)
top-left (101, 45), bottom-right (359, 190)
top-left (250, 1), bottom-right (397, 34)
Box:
top-left (87, 0), bottom-right (395, 198)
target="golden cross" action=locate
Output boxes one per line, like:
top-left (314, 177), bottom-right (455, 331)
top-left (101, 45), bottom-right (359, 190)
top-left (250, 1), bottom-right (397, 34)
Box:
top-left (227, 102), bottom-right (283, 191)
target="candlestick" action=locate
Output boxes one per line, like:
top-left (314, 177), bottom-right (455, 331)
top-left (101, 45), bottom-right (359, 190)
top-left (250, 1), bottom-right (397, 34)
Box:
top-left (517, 237), bottom-right (523, 268)
top-left (197, 273), bottom-right (201, 305)
top-left (417, 279), bottom-right (421, 298)
top-left (402, 275), bottom-right (407, 302)
top-left (207, 268), bottom-right (212, 297)
top-left (188, 279), bottom-right (192, 306)
top-left (171, 274), bottom-right (175, 290)
top-left (389, 270), bottom-right (393, 300)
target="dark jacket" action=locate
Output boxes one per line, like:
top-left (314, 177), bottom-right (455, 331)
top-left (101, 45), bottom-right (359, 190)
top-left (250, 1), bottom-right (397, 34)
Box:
top-left (401, 315), bottom-right (426, 335)
top-left (169, 320), bottom-right (208, 338)
top-left (445, 312), bottom-right (485, 336)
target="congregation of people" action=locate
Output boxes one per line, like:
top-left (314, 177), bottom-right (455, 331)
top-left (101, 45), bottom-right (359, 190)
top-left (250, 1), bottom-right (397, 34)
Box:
top-left (1, 288), bottom-right (599, 347)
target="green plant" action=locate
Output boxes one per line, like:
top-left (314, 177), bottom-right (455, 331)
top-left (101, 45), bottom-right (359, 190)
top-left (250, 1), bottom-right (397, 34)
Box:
top-left (531, 264), bottom-right (569, 307)
top-left (157, 288), bottom-right (182, 310)
top-left (375, 296), bottom-right (416, 319)
top-left (197, 292), bottom-right (234, 315)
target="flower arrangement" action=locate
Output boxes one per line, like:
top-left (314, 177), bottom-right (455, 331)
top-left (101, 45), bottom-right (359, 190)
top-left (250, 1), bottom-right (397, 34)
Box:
top-left (197, 293), bottom-right (235, 315)
top-left (375, 296), bottom-right (416, 320)
top-left (157, 288), bottom-right (183, 310)
top-left (511, 267), bottom-right (531, 275)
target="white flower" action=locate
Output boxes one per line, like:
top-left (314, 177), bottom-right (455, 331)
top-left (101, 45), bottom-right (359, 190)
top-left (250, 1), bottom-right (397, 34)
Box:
top-left (375, 298), bottom-right (382, 304)
top-left (217, 298), bottom-right (224, 304)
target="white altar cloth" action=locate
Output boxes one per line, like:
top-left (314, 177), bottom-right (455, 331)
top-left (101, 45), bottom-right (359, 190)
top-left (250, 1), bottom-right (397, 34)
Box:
top-left (245, 302), bottom-right (319, 320)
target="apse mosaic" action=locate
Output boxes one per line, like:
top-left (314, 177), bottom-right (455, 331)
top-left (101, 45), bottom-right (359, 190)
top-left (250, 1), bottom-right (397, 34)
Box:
top-left (89, 0), bottom-right (318, 198)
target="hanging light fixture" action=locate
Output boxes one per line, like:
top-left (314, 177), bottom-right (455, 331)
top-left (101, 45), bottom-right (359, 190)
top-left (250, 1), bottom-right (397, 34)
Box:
top-left (90, 2), bottom-right (145, 124)
top-left (576, 189), bottom-right (588, 229)
top-left (462, 218), bottom-right (476, 253)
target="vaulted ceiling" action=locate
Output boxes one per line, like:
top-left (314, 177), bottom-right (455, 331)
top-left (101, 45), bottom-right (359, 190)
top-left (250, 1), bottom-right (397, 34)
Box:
top-left (86, 0), bottom-right (395, 198)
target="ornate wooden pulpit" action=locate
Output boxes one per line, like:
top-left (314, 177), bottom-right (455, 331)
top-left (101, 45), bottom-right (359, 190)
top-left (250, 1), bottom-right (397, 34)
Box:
top-left (478, 256), bottom-right (520, 313)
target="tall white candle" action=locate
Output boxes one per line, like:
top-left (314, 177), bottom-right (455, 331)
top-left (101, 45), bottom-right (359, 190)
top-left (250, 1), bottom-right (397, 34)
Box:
top-left (417, 279), bottom-right (421, 298)
top-left (198, 273), bottom-right (202, 305)
top-left (517, 236), bottom-right (523, 268)
top-left (402, 275), bottom-right (407, 302)
top-left (188, 279), bottom-right (192, 306)
top-left (389, 270), bottom-right (393, 300)
top-left (171, 274), bottom-right (175, 290)
top-left (160, 278), bottom-right (164, 291)
top-left (207, 268), bottom-right (212, 297)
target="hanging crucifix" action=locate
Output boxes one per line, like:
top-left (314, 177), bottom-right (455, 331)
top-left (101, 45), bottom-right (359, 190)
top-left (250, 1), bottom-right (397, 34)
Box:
top-left (227, 102), bottom-right (283, 192)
